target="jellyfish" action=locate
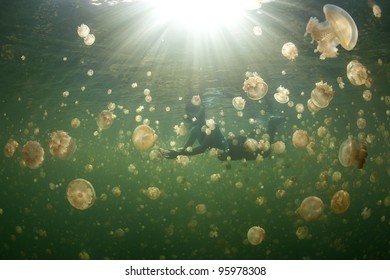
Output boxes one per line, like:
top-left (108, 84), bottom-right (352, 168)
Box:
top-left (244, 138), bottom-right (258, 153)
top-left (195, 204), bottom-right (207, 215)
top-left (21, 141), bottom-right (44, 169)
top-left (310, 81), bottom-right (334, 108)
top-left (132, 124), bottom-right (157, 150)
top-left (296, 226), bottom-right (309, 240)
top-left (145, 186), bottom-right (161, 200)
top-left (71, 118), bottom-right (81, 128)
top-left (84, 34), bottom-right (95, 46)
top-left (292, 130), bottom-right (309, 148)
top-left (66, 178), bottom-right (96, 210)
top-left (191, 95), bottom-right (202, 106)
top-left (281, 42), bottom-right (298, 60)
top-left (77, 24), bottom-right (90, 38)
top-left (4, 139), bottom-right (19, 158)
top-left (232, 97), bottom-right (246, 110)
top-left (338, 139), bottom-right (368, 169)
top-left (304, 4), bottom-right (358, 59)
top-left (242, 74), bottom-right (268, 100)
top-left (247, 226), bottom-right (265, 245)
top-left (346, 60), bottom-right (368, 86)
top-left (48, 130), bottom-right (77, 160)
top-left (274, 86), bottom-right (290, 104)
top-left (307, 99), bottom-right (321, 113)
top-left (96, 110), bottom-right (116, 130)
top-left (330, 190), bottom-right (350, 214)
top-left (296, 196), bottom-right (324, 221)
top-left (272, 141), bottom-right (286, 154)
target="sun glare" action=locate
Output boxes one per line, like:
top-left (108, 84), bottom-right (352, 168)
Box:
top-left (150, 0), bottom-right (248, 30)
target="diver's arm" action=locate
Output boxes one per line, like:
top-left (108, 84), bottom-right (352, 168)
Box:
top-left (160, 131), bottom-right (210, 159)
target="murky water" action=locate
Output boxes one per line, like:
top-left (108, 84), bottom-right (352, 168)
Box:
top-left (0, 0), bottom-right (389, 259)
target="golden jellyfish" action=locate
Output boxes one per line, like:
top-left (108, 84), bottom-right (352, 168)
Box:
top-left (338, 139), bottom-right (368, 169)
top-left (372, 4), bottom-right (381, 18)
top-left (232, 96), bottom-right (246, 110)
top-left (84, 34), bottom-right (95, 46)
top-left (296, 196), bottom-right (324, 221)
top-left (247, 226), bottom-right (265, 245)
top-left (244, 138), bottom-right (258, 153)
top-left (77, 24), bottom-right (90, 38)
top-left (330, 190), bottom-right (350, 214)
top-left (195, 204), bottom-right (207, 215)
top-left (272, 140), bottom-right (286, 154)
top-left (48, 130), bottom-right (77, 160)
top-left (96, 110), bottom-right (116, 129)
top-left (132, 124), bottom-right (157, 150)
top-left (191, 95), bottom-right (201, 106)
top-left (346, 60), bottom-right (368, 86)
top-left (281, 42), bottom-right (298, 60)
top-left (4, 139), bottom-right (19, 157)
top-left (21, 141), bottom-right (44, 169)
top-left (296, 226), bottom-right (309, 240)
top-left (307, 99), bottom-right (321, 113)
top-left (274, 86), bottom-right (289, 104)
top-left (71, 118), bottom-right (81, 128)
top-left (304, 4), bottom-right (358, 59)
top-left (242, 74), bottom-right (268, 100)
top-left (310, 81), bottom-right (334, 108)
top-left (66, 178), bottom-right (96, 210)
top-left (145, 186), bottom-right (161, 200)
top-left (292, 130), bottom-right (309, 148)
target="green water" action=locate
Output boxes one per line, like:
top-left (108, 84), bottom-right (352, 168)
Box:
top-left (0, 0), bottom-right (389, 259)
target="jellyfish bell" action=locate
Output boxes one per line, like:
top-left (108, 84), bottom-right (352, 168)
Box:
top-left (247, 226), bottom-right (265, 245)
top-left (305, 4), bottom-right (358, 59)
top-left (48, 130), bottom-right (77, 160)
top-left (296, 196), bottom-right (324, 221)
top-left (132, 124), bottom-right (157, 150)
top-left (292, 130), bottom-right (309, 148)
top-left (244, 138), bottom-right (258, 153)
top-left (4, 139), bottom-right (19, 158)
top-left (145, 186), bottom-right (161, 200)
top-left (274, 86), bottom-right (289, 104)
top-left (330, 190), bottom-right (350, 214)
top-left (84, 34), bottom-right (95, 46)
top-left (21, 141), bottom-right (44, 169)
top-left (96, 110), bottom-right (116, 129)
top-left (338, 139), bottom-right (368, 169)
top-left (242, 75), bottom-right (268, 100)
top-left (77, 24), bottom-right (90, 38)
top-left (307, 99), bottom-right (321, 113)
top-left (66, 178), bottom-right (96, 210)
top-left (310, 81), bottom-right (334, 108)
top-left (281, 42), bottom-right (298, 60)
top-left (232, 96), bottom-right (246, 110)
top-left (346, 60), bottom-right (368, 86)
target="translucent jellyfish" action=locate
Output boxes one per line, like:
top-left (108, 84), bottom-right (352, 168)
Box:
top-left (244, 138), bottom-right (258, 153)
top-left (71, 118), bottom-right (81, 128)
top-left (77, 24), bottom-right (90, 38)
top-left (247, 226), bottom-right (266, 245)
top-left (242, 74), bottom-right (268, 100)
top-left (96, 110), bottom-right (116, 129)
top-left (84, 34), bottom-right (95, 46)
top-left (346, 60), bottom-right (368, 86)
top-left (272, 141), bottom-right (286, 154)
top-left (4, 139), bottom-right (19, 158)
top-left (176, 155), bottom-right (190, 166)
top-left (274, 86), bottom-right (289, 104)
top-left (296, 196), bottom-right (324, 221)
top-left (191, 95), bottom-right (201, 106)
top-left (310, 81), bottom-right (334, 108)
top-left (145, 186), bottom-right (161, 200)
top-left (296, 226), bottom-right (309, 240)
top-left (338, 139), bottom-right (368, 169)
top-left (132, 124), bottom-right (157, 150)
top-left (362, 90), bottom-right (372, 101)
top-left (48, 130), bottom-right (77, 160)
top-left (281, 42), bottom-right (298, 60)
top-left (111, 186), bottom-right (121, 197)
top-left (292, 130), bottom-right (309, 148)
top-left (232, 96), bottom-right (246, 110)
top-left (372, 4), bottom-right (381, 18)
top-left (330, 190), bottom-right (350, 214)
top-left (307, 99), bottom-right (321, 113)
top-left (253, 25), bottom-right (262, 36)
top-left (66, 178), bottom-right (96, 210)
top-left (195, 204), bottom-right (207, 215)
top-left (304, 4), bottom-right (358, 59)
top-left (21, 141), bottom-right (44, 169)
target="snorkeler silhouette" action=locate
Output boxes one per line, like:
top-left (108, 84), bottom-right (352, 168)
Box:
top-left (160, 101), bottom-right (284, 161)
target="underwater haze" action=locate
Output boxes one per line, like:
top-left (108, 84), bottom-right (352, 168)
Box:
top-left (0, 0), bottom-right (389, 259)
